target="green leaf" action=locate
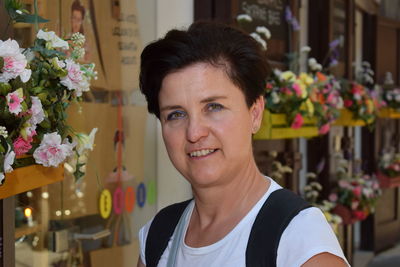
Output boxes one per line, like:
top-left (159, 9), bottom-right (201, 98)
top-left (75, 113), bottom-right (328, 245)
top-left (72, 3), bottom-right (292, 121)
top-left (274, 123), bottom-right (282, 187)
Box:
top-left (14, 14), bottom-right (49, 24)
top-left (0, 83), bottom-right (12, 96)
top-left (0, 57), bottom-right (3, 70)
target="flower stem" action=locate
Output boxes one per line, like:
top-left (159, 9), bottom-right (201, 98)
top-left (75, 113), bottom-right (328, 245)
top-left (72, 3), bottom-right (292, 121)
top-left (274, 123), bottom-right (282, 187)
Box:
top-left (33, 0), bottom-right (39, 33)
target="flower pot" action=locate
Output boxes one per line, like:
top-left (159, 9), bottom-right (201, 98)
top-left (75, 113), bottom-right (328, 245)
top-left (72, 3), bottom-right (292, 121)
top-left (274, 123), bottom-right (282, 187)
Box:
top-left (378, 108), bottom-right (400, 119)
top-left (0, 164), bottom-right (64, 199)
top-left (332, 204), bottom-right (368, 225)
top-left (377, 172), bottom-right (400, 188)
top-left (253, 110), bottom-right (319, 140)
top-left (333, 109), bottom-right (369, 126)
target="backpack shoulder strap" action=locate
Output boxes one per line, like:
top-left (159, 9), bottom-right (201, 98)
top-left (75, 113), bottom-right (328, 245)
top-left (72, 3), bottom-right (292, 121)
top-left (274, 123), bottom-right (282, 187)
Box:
top-left (145, 199), bottom-right (192, 267)
top-left (246, 188), bottom-right (311, 267)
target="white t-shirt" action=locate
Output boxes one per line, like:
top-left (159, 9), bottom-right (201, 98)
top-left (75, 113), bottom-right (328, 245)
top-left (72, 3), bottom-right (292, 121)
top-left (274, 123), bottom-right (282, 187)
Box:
top-left (138, 178), bottom-right (349, 267)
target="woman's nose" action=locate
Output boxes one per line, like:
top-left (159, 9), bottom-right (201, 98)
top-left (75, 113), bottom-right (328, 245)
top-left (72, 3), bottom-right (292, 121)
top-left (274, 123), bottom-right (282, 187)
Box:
top-left (186, 116), bottom-right (209, 143)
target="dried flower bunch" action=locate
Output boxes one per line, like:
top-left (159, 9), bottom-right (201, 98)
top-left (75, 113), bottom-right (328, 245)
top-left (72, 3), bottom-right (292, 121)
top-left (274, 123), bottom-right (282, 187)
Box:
top-left (0, 0), bottom-right (97, 183)
top-left (303, 172), bottom-right (342, 234)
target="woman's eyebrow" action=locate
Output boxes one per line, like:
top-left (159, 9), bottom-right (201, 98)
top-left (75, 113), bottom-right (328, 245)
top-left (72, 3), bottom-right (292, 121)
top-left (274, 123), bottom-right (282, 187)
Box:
top-left (160, 105), bottom-right (183, 112)
top-left (200, 95), bottom-right (227, 103)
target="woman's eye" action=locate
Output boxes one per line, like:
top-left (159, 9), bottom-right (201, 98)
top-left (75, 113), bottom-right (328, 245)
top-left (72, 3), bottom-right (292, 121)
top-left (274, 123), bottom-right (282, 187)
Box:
top-left (206, 103), bottom-right (224, 112)
top-left (166, 111), bottom-right (186, 121)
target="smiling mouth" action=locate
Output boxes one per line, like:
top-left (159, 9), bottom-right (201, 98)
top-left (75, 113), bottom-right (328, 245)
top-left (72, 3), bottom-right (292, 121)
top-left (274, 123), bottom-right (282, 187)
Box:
top-left (188, 149), bottom-right (218, 158)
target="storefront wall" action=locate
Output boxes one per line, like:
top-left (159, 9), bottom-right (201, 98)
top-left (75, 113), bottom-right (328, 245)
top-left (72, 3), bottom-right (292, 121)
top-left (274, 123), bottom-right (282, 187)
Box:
top-left (4, 0), bottom-right (194, 266)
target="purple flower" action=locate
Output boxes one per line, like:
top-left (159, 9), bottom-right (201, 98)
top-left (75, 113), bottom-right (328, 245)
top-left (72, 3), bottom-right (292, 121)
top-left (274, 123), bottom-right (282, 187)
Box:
top-left (329, 39), bottom-right (340, 49)
top-left (285, 6), bottom-right (300, 31)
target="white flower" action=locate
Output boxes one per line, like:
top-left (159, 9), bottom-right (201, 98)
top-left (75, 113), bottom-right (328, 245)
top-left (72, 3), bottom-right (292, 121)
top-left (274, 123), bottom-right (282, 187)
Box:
top-left (28, 96), bottom-right (45, 126)
top-left (250, 32), bottom-right (267, 50)
top-left (37, 30), bottom-right (69, 50)
top-left (256, 26), bottom-right (271, 39)
top-left (71, 32), bottom-right (86, 46)
top-left (271, 92), bottom-right (280, 104)
top-left (395, 94), bottom-right (400, 102)
top-left (0, 126), bottom-right (8, 138)
top-left (33, 132), bottom-right (75, 167)
top-left (75, 128), bottom-right (98, 155)
top-left (60, 59), bottom-right (90, 96)
top-left (308, 57), bottom-right (317, 66)
top-left (301, 46), bottom-right (311, 53)
top-left (236, 14), bottom-right (252, 22)
top-left (0, 39), bottom-right (31, 83)
top-left (3, 144), bottom-right (15, 174)
top-left (0, 173), bottom-right (4, 185)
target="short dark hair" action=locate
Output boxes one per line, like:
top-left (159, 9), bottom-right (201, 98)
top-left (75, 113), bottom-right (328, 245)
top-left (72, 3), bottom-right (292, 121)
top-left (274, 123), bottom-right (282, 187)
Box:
top-left (139, 21), bottom-right (270, 118)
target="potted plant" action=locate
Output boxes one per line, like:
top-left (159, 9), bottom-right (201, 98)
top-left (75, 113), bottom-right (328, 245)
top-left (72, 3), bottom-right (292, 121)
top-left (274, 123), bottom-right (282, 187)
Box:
top-left (377, 152), bottom-right (400, 188)
top-left (329, 156), bottom-right (381, 224)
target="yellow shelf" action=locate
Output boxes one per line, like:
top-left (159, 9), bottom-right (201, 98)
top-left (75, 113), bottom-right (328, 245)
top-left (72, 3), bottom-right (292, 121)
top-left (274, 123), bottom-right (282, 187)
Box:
top-left (378, 108), bottom-right (400, 119)
top-left (253, 110), bottom-right (319, 140)
top-left (333, 109), bottom-right (369, 126)
top-left (1, 165), bottom-right (64, 199)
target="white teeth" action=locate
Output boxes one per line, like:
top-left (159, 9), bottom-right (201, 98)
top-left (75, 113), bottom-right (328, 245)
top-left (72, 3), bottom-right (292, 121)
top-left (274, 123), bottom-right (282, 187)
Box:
top-left (189, 149), bottom-right (216, 157)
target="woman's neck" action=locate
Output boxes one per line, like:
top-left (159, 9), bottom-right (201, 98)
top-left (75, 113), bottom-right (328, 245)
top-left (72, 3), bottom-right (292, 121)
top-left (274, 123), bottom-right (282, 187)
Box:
top-left (190, 161), bottom-right (269, 231)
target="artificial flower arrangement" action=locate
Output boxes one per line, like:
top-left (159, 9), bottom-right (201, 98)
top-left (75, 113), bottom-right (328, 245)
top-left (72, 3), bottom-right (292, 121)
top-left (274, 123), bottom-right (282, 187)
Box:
top-left (0, 1), bottom-right (97, 184)
top-left (379, 152), bottom-right (400, 178)
top-left (264, 52), bottom-right (344, 134)
top-left (329, 156), bottom-right (381, 224)
top-left (380, 72), bottom-right (400, 111)
top-left (303, 172), bottom-right (342, 234)
top-left (376, 152), bottom-right (400, 190)
top-left (338, 62), bottom-right (383, 125)
top-left (237, 12), bottom-right (343, 136)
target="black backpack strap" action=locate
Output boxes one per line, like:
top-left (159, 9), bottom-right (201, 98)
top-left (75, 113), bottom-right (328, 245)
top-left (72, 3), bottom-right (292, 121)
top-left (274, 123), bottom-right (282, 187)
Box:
top-left (246, 188), bottom-right (311, 267)
top-left (145, 199), bottom-right (192, 267)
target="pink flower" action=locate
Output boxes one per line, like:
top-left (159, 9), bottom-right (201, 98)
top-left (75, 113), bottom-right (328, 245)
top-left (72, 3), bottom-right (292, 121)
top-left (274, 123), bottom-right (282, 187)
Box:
top-left (292, 83), bottom-right (302, 97)
top-left (344, 99), bottom-right (353, 107)
top-left (13, 136), bottom-right (33, 156)
top-left (6, 91), bottom-right (24, 115)
top-left (352, 210), bottom-right (367, 221)
top-left (291, 113), bottom-right (304, 129)
top-left (352, 186), bottom-right (362, 197)
top-left (60, 59), bottom-right (89, 97)
top-left (0, 39), bottom-right (31, 83)
top-left (28, 96), bottom-right (45, 125)
top-left (319, 123), bottom-right (330, 135)
top-left (33, 132), bottom-right (75, 167)
top-left (329, 193), bottom-right (338, 202)
top-left (351, 200), bottom-right (359, 210)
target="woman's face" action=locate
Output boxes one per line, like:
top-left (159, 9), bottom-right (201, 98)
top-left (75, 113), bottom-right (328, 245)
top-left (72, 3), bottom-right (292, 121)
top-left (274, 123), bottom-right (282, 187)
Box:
top-left (159, 63), bottom-right (264, 188)
top-left (71, 10), bottom-right (83, 33)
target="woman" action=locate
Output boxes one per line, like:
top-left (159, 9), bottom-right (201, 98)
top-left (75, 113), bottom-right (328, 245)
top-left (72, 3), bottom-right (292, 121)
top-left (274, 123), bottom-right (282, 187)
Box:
top-left (137, 22), bottom-right (348, 267)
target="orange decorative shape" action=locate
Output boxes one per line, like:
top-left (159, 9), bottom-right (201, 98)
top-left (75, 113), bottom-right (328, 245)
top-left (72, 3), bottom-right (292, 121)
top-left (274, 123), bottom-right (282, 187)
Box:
top-left (253, 110), bottom-right (318, 140)
top-left (0, 165), bottom-right (64, 199)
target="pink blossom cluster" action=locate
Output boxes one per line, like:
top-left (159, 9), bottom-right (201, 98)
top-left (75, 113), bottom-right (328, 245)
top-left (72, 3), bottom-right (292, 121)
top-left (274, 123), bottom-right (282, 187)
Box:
top-left (0, 39), bottom-right (31, 83)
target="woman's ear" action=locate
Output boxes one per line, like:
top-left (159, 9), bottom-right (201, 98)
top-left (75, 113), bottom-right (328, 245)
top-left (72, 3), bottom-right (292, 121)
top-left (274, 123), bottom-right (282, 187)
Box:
top-left (250, 95), bottom-right (265, 134)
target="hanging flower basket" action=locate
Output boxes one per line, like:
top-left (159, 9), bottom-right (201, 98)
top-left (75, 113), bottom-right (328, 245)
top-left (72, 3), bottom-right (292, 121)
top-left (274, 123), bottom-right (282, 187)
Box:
top-left (0, 162), bottom-right (64, 200)
top-left (378, 108), bottom-right (400, 119)
top-left (333, 109), bottom-right (370, 126)
top-left (376, 172), bottom-right (400, 189)
top-left (253, 110), bottom-right (319, 140)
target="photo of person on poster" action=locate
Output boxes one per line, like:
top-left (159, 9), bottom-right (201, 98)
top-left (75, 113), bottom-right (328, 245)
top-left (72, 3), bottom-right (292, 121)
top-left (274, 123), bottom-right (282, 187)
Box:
top-left (70, 0), bottom-right (91, 61)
